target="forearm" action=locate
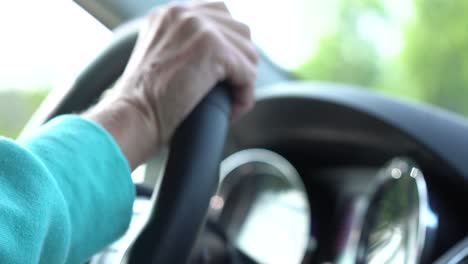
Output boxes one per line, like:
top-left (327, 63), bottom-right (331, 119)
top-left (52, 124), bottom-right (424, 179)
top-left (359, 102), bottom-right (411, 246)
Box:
top-left (83, 94), bottom-right (159, 170)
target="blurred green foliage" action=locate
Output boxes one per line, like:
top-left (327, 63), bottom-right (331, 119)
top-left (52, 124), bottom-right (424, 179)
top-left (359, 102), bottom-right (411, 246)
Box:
top-left (295, 0), bottom-right (468, 116)
top-left (0, 88), bottom-right (49, 139)
top-left (296, 0), bottom-right (384, 88)
top-left (2, 0), bottom-right (468, 139)
top-left (404, 0), bottom-right (468, 114)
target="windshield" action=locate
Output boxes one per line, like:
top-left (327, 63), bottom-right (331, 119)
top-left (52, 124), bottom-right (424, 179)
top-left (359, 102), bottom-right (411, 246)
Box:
top-left (2, 0), bottom-right (467, 140)
top-left (0, 1), bottom-right (111, 138)
top-left (226, 0), bottom-right (468, 117)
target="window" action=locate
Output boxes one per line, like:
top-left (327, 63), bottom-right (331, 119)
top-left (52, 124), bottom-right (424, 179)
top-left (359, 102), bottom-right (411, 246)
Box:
top-left (0, 0), bottom-right (111, 138)
top-left (226, 0), bottom-right (468, 117)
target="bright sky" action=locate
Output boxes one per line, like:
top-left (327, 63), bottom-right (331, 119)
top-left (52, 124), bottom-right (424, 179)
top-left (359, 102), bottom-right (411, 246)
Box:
top-left (0, 0), bottom-right (111, 90)
top-left (226, 0), bottom-right (409, 68)
top-left (0, 0), bottom-right (410, 91)
top-left (0, 0), bottom-right (319, 92)
top-left (226, 0), bottom-right (329, 69)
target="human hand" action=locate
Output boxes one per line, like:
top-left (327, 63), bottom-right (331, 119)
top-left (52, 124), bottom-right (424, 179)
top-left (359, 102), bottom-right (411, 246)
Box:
top-left (85, 2), bottom-right (257, 169)
top-left (117, 1), bottom-right (258, 146)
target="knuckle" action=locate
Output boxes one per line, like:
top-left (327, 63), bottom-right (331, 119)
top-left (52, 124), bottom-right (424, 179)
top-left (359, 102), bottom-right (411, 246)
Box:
top-left (238, 22), bottom-right (251, 38)
top-left (214, 1), bottom-right (229, 11)
top-left (200, 1), bottom-right (229, 12)
top-left (197, 27), bottom-right (218, 44)
top-left (166, 4), bottom-right (188, 18)
top-left (195, 28), bottom-right (225, 53)
top-left (179, 13), bottom-right (204, 32)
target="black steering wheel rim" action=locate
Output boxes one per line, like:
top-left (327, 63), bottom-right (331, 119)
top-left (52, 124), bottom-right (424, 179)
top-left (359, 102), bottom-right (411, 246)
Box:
top-left (32, 22), bottom-right (231, 264)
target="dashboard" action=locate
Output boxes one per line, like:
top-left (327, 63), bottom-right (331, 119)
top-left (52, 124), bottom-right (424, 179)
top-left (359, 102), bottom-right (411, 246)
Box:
top-left (213, 82), bottom-right (468, 263)
top-left (192, 147), bottom-right (438, 264)
top-left (91, 81), bottom-right (468, 264)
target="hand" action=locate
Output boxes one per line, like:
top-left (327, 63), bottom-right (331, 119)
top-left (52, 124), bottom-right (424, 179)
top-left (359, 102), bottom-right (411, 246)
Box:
top-left (85, 2), bottom-right (258, 169)
top-left (120, 1), bottom-right (257, 145)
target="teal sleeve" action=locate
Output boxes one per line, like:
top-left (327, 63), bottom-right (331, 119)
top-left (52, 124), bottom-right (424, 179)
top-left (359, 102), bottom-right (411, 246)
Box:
top-left (0, 115), bottom-right (135, 263)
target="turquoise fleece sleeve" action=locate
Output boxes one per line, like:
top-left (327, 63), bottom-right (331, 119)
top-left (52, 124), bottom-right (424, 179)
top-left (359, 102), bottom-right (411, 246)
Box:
top-left (0, 115), bottom-right (135, 263)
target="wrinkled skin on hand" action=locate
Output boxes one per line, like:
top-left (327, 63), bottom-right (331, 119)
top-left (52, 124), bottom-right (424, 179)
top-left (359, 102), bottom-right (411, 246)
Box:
top-left (85, 2), bottom-right (258, 169)
top-left (117, 1), bottom-right (258, 147)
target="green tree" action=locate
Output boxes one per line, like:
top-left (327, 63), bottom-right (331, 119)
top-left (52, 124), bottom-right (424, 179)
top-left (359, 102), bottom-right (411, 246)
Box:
top-left (295, 0), bottom-right (385, 88)
top-left (294, 0), bottom-right (468, 117)
top-left (402, 0), bottom-right (468, 115)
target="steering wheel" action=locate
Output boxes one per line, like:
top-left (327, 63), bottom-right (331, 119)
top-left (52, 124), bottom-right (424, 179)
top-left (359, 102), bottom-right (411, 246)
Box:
top-left (33, 24), bottom-right (231, 264)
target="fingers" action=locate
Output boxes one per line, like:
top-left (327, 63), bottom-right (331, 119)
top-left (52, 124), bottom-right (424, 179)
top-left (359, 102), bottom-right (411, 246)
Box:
top-left (142, 1), bottom-right (257, 121)
top-left (183, 1), bottom-right (251, 41)
top-left (223, 43), bottom-right (257, 121)
top-left (189, 1), bottom-right (232, 16)
top-left (198, 9), bottom-right (257, 64)
top-left (230, 82), bottom-right (255, 122)
top-left (192, 2), bottom-right (257, 121)
top-left (197, 8), bottom-right (251, 39)
top-left (222, 28), bottom-right (258, 65)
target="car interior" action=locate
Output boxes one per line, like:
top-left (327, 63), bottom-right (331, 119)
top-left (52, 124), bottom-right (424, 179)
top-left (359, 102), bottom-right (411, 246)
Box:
top-left (19, 0), bottom-right (468, 263)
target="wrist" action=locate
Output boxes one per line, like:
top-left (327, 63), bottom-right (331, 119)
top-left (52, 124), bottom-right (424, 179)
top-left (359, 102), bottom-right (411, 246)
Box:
top-left (83, 95), bottom-right (159, 170)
